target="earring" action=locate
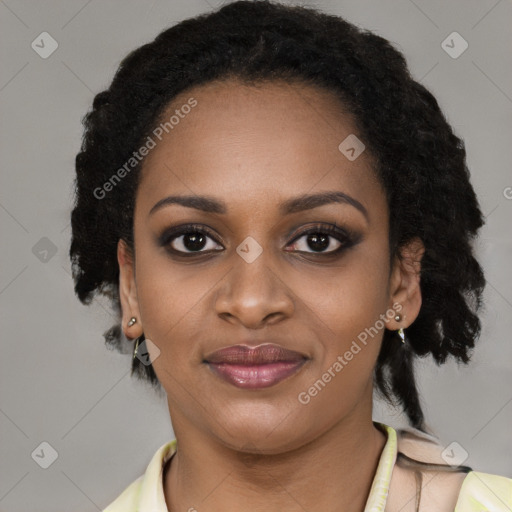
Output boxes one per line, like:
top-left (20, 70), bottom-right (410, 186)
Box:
top-left (127, 317), bottom-right (137, 327)
top-left (394, 313), bottom-right (405, 344)
top-left (133, 334), bottom-right (144, 361)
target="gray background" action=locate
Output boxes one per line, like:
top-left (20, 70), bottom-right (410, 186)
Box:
top-left (1, 0), bottom-right (511, 510)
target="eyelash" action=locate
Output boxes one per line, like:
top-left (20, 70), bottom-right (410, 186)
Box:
top-left (158, 222), bottom-right (360, 258)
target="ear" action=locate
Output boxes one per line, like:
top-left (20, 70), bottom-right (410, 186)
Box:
top-left (387, 236), bottom-right (425, 329)
top-left (117, 238), bottom-right (143, 340)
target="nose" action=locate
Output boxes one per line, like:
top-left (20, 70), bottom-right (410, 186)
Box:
top-left (214, 247), bottom-right (295, 329)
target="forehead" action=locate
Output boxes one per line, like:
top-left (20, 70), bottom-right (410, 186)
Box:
top-left (136, 79), bottom-right (384, 218)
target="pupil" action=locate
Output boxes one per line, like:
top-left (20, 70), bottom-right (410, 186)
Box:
top-left (184, 233), bottom-right (206, 251)
top-left (308, 233), bottom-right (328, 252)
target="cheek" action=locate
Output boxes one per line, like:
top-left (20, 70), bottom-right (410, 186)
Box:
top-left (132, 247), bottom-right (207, 363)
top-left (298, 244), bottom-right (390, 391)
top-left (297, 274), bottom-right (389, 421)
top-left (300, 245), bottom-right (390, 338)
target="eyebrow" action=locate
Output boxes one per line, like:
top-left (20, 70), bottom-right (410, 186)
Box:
top-left (149, 191), bottom-right (369, 221)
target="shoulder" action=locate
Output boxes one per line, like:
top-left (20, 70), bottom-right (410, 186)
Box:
top-left (102, 476), bottom-right (143, 512)
top-left (455, 470), bottom-right (512, 511)
top-left (101, 439), bottom-right (177, 512)
top-left (387, 425), bottom-right (512, 511)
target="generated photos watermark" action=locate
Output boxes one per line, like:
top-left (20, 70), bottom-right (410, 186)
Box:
top-left (298, 302), bottom-right (402, 405)
top-left (93, 97), bottom-right (197, 200)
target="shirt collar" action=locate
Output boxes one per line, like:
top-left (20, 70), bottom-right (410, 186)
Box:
top-left (136, 421), bottom-right (397, 512)
top-left (363, 421), bottom-right (398, 511)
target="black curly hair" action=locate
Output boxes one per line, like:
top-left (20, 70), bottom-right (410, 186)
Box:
top-left (70, 0), bottom-right (485, 448)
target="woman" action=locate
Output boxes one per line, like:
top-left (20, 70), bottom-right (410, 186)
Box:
top-left (69, 1), bottom-right (512, 510)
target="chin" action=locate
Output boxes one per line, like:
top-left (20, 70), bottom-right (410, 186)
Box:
top-left (211, 406), bottom-right (314, 455)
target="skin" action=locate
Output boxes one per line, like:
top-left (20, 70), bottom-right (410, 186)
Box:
top-left (117, 79), bottom-right (425, 512)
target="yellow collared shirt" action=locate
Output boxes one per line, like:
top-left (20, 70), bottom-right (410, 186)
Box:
top-left (103, 422), bottom-right (512, 511)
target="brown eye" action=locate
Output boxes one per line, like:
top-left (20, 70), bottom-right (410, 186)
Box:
top-left (287, 224), bottom-right (357, 255)
top-left (159, 224), bottom-right (223, 255)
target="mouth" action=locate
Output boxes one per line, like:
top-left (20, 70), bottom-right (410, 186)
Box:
top-left (203, 344), bottom-right (309, 389)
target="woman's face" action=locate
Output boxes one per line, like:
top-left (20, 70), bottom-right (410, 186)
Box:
top-left (118, 79), bottom-right (423, 453)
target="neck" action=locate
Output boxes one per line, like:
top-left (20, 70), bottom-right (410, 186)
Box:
top-left (164, 406), bottom-right (387, 512)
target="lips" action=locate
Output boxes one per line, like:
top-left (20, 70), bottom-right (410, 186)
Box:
top-left (205, 344), bottom-right (307, 365)
top-left (204, 344), bottom-right (308, 389)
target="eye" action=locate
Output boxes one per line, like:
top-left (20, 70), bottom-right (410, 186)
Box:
top-left (286, 223), bottom-right (355, 255)
top-left (159, 224), bottom-right (223, 255)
